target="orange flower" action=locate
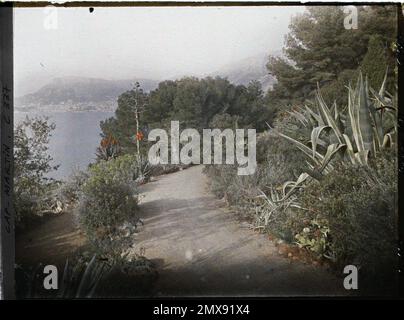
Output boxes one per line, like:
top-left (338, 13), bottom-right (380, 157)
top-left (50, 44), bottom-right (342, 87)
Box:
top-left (136, 131), bottom-right (144, 141)
top-left (101, 135), bottom-right (118, 148)
top-left (100, 137), bottom-right (109, 148)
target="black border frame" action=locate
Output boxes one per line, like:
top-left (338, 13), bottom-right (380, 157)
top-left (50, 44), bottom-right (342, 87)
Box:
top-left (0, 3), bottom-right (14, 300)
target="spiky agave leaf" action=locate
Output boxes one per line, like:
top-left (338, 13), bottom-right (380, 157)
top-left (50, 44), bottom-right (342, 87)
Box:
top-left (75, 255), bottom-right (110, 298)
top-left (275, 129), bottom-right (324, 167)
top-left (305, 105), bottom-right (324, 126)
top-left (382, 132), bottom-right (395, 148)
top-left (281, 173), bottom-right (310, 199)
top-left (319, 143), bottom-right (347, 172)
top-left (310, 125), bottom-right (331, 159)
top-left (348, 80), bottom-right (365, 157)
top-left (348, 73), bottom-right (374, 158)
top-left (342, 134), bottom-right (358, 164)
top-left (315, 84), bottom-right (344, 144)
top-left (60, 258), bottom-right (71, 298)
top-left (262, 69), bottom-right (396, 229)
top-left (360, 76), bottom-right (375, 152)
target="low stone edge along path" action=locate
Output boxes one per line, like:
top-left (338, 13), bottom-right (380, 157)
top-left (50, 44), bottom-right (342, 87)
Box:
top-left (133, 165), bottom-right (346, 297)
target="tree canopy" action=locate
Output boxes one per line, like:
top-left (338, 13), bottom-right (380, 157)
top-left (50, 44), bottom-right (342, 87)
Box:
top-left (267, 6), bottom-right (397, 107)
top-left (99, 5), bottom-right (398, 159)
top-left (99, 76), bottom-right (274, 158)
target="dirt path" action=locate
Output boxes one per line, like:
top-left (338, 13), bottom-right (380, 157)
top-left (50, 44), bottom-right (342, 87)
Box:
top-left (134, 165), bottom-right (346, 297)
top-left (16, 212), bottom-right (86, 267)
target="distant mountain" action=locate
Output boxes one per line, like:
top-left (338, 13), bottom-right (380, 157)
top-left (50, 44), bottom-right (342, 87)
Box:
top-left (16, 54), bottom-right (280, 112)
top-left (15, 76), bottom-right (158, 112)
top-left (210, 52), bottom-right (280, 92)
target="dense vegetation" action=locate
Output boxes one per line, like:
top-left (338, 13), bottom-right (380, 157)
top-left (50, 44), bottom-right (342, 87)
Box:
top-left (14, 116), bottom-right (61, 227)
top-left (267, 6), bottom-right (397, 108)
top-left (94, 5), bottom-right (398, 294)
top-left (14, 5), bottom-right (399, 296)
top-left (14, 122), bottom-right (154, 297)
top-left (204, 6), bottom-right (398, 294)
top-left (99, 77), bottom-right (274, 159)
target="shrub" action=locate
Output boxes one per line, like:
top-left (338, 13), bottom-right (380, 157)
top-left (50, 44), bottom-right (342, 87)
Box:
top-left (262, 73), bottom-right (397, 237)
top-left (252, 72), bottom-right (398, 294)
top-left (320, 69), bottom-right (358, 106)
top-left (203, 130), bottom-right (307, 224)
top-left (14, 116), bottom-right (60, 227)
top-left (256, 131), bottom-right (308, 183)
top-left (361, 35), bottom-right (393, 91)
top-left (76, 154), bottom-right (139, 254)
top-left (16, 254), bottom-right (111, 298)
top-left (149, 163), bottom-right (187, 176)
top-left (209, 113), bottom-right (240, 130)
top-left (58, 169), bottom-right (90, 209)
top-left (297, 154), bottom-right (397, 290)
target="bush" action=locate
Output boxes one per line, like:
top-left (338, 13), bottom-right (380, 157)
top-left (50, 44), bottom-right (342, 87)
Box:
top-left (58, 169), bottom-right (90, 209)
top-left (361, 35), bottom-right (394, 91)
top-left (149, 163), bottom-right (187, 176)
top-left (16, 254), bottom-right (111, 299)
top-left (296, 154), bottom-right (397, 291)
top-left (76, 154), bottom-right (140, 254)
top-left (204, 130), bottom-right (307, 223)
top-left (14, 116), bottom-right (60, 227)
top-left (320, 69), bottom-right (358, 106)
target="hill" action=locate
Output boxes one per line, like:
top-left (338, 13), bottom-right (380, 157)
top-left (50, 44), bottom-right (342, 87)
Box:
top-left (209, 52), bottom-right (279, 92)
top-left (15, 77), bottom-right (158, 112)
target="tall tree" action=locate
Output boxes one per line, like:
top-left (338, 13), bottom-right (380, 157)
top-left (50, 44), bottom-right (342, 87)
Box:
top-left (267, 6), bottom-right (397, 106)
top-left (100, 83), bottom-right (148, 156)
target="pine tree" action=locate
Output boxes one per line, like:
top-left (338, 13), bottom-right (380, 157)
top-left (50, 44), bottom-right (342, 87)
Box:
top-left (266, 6), bottom-right (397, 107)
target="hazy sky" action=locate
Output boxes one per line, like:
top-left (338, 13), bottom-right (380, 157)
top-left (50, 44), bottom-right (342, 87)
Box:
top-left (14, 6), bottom-right (305, 95)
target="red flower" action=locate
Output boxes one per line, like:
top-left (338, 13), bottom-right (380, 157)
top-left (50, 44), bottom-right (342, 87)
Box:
top-left (136, 131), bottom-right (144, 141)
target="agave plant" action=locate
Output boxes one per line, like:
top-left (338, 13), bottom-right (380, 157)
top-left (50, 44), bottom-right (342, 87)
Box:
top-left (61, 255), bottom-right (111, 298)
top-left (96, 135), bottom-right (121, 161)
top-left (20, 255), bottom-right (111, 299)
top-left (256, 71), bottom-right (396, 229)
top-left (134, 155), bottom-right (152, 184)
top-left (255, 173), bottom-right (309, 227)
top-left (277, 71), bottom-right (396, 179)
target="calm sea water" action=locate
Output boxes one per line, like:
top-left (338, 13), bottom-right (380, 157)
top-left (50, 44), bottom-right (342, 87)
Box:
top-left (15, 111), bottom-right (114, 180)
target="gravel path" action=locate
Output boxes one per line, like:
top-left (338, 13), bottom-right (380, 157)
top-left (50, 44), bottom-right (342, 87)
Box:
top-left (134, 165), bottom-right (346, 297)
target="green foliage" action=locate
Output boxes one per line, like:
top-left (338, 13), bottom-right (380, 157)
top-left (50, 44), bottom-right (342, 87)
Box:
top-left (58, 170), bottom-right (90, 209)
top-left (255, 72), bottom-right (396, 241)
top-left (298, 156), bottom-right (397, 288)
top-left (267, 6), bottom-right (397, 106)
top-left (148, 163), bottom-right (185, 177)
top-left (14, 116), bottom-right (60, 226)
top-left (16, 255), bottom-right (111, 298)
top-left (100, 85), bottom-right (148, 155)
top-left (294, 219), bottom-right (331, 258)
top-left (361, 35), bottom-right (391, 90)
top-left (204, 131), bottom-right (307, 223)
top-left (200, 6), bottom-right (399, 295)
top-left (209, 113), bottom-right (240, 130)
top-left (96, 135), bottom-right (121, 161)
top-left (261, 73), bottom-right (397, 290)
top-left (100, 77), bottom-right (274, 160)
top-left (320, 69), bottom-right (359, 106)
top-left (278, 73), bottom-right (396, 179)
top-left (205, 67), bottom-right (397, 292)
top-left (143, 80), bottom-right (178, 129)
top-left (76, 154), bottom-right (139, 253)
